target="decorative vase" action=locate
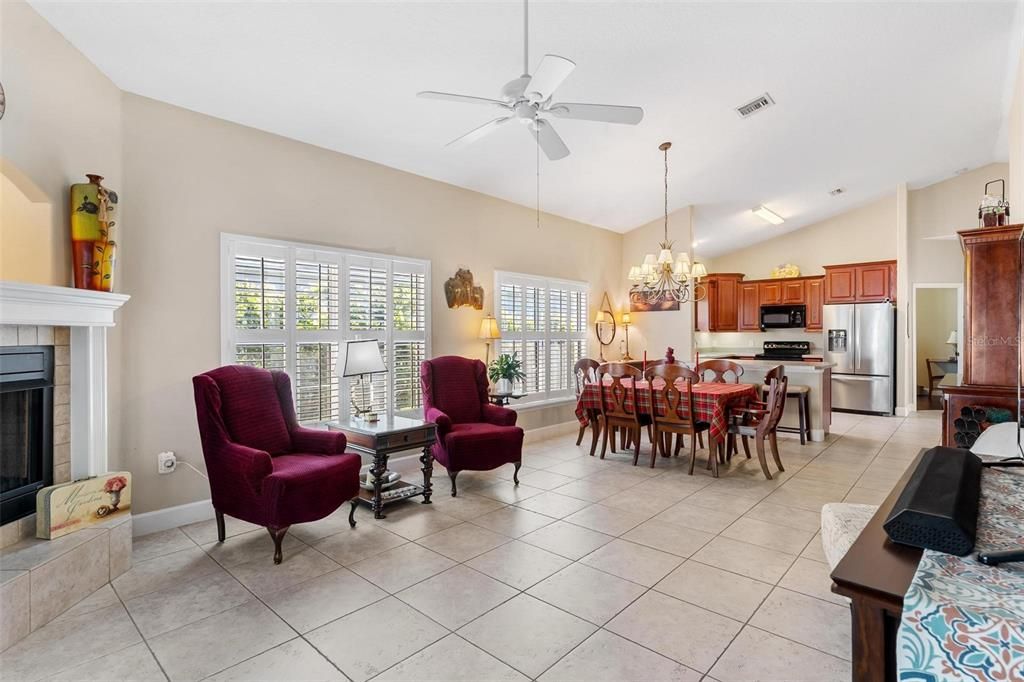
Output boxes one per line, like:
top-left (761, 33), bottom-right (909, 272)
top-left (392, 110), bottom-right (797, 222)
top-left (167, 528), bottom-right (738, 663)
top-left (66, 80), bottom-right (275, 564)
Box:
top-left (108, 489), bottom-right (121, 511)
top-left (69, 174), bottom-right (118, 291)
top-left (495, 378), bottom-right (513, 395)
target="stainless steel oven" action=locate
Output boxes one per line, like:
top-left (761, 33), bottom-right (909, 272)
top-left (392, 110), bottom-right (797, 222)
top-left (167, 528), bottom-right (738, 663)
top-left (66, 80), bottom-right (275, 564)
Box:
top-left (760, 304), bottom-right (806, 330)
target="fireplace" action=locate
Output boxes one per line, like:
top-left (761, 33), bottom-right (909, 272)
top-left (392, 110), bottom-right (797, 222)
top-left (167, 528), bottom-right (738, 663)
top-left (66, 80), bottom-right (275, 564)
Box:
top-left (0, 346), bottom-right (54, 523)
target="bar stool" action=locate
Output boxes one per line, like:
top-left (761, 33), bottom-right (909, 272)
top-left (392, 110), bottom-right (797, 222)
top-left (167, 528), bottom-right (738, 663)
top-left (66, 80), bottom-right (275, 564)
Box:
top-left (776, 385), bottom-right (811, 444)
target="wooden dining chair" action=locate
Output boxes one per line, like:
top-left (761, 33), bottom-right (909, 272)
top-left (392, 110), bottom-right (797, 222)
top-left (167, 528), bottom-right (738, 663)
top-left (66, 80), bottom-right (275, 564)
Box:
top-left (696, 359), bottom-right (745, 384)
top-left (597, 363), bottom-right (650, 465)
top-left (644, 364), bottom-right (711, 471)
top-left (574, 358), bottom-right (601, 455)
top-left (731, 364), bottom-right (785, 458)
top-left (726, 375), bottom-right (789, 480)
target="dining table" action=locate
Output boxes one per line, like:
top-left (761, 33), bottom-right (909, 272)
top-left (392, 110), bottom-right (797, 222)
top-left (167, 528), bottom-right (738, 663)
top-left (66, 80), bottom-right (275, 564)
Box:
top-left (574, 378), bottom-right (759, 476)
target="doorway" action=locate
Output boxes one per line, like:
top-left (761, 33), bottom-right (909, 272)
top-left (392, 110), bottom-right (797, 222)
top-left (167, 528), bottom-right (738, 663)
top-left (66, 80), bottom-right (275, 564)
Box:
top-left (912, 284), bottom-right (962, 411)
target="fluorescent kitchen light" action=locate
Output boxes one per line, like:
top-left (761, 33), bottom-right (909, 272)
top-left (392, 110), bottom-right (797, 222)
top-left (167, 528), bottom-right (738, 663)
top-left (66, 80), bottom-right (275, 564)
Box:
top-left (752, 205), bottom-right (785, 225)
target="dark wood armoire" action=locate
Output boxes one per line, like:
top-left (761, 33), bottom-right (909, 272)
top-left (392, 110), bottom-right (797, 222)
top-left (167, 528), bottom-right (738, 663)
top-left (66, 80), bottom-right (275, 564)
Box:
top-left (941, 224), bottom-right (1023, 447)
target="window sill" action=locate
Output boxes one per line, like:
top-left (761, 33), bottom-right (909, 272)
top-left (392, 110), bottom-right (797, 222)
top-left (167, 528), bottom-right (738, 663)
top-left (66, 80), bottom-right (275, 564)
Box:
top-left (510, 396), bottom-right (577, 412)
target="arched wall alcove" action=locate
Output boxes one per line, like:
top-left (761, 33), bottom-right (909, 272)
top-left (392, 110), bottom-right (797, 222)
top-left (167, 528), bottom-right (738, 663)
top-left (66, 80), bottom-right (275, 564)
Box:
top-left (1, 157), bottom-right (62, 285)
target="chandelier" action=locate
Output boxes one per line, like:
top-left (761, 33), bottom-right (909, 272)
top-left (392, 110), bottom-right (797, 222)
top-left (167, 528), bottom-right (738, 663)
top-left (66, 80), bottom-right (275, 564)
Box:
top-left (628, 142), bottom-right (707, 305)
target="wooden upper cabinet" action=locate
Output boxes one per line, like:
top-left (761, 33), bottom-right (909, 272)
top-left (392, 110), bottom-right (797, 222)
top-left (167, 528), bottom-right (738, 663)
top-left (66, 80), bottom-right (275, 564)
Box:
top-left (824, 260), bottom-right (896, 304)
top-left (738, 282), bottom-right (760, 331)
top-left (805, 277), bottom-right (824, 331)
top-left (824, 266), bottom-right (857, 303)
top-left (759, 281), bottom-right (782, 306)
top-left (781, 280), bottom-right (806, 304)
top-left (695, 274), bottom-right (743, 332)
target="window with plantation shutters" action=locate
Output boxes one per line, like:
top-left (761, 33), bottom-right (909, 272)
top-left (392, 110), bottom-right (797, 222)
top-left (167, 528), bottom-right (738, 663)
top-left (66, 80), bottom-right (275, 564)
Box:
top-left (222, 234), bottom-right (430, 423)
top-left (494, 271), bottom-right (588, 406)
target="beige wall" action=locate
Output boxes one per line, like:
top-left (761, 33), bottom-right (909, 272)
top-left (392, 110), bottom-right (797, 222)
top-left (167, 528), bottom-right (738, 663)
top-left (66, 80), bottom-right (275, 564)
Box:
top-left (1011, 46), bottom-right (1024, 216)
top-left (120, 94), bottom-right (622, 513)
top-left (0, 0), bottom-right (123, 286)
top-left (619, 207), bottom-right (696, 363)
top-left (908, 163), bottom-right (1009, 284)
top-left (914, 287), bottom-right (958, 394)
top-left (710, 195), bottom-right (897, 279)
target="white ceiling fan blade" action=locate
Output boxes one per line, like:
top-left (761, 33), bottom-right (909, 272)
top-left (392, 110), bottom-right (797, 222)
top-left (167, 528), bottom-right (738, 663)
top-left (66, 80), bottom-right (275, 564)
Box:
top-left (530, 119), bottom-right (570, 161)
top-left (446, 116), bottom-right (512, 148)
top-left (524, 55), bottom-right (575, 102)
top-left (547, 102), bottom-right (644, 125)
top-left (418, 91), bottom-right (511, 109)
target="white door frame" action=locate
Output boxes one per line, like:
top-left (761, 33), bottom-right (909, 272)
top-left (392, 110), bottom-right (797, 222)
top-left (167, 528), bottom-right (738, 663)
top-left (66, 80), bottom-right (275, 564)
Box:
top-left (909, 282), bottom-right (963, 412)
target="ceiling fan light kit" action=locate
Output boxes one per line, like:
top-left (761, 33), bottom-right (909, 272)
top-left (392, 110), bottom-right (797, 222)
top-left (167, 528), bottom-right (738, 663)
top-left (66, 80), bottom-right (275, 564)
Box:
top-left (417, 0), bottom-right (644, 160)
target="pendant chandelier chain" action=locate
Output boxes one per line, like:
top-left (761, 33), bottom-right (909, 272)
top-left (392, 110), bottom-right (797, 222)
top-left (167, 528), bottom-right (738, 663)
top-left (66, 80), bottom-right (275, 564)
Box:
top-left (664, 144), bottom-right (669, 243)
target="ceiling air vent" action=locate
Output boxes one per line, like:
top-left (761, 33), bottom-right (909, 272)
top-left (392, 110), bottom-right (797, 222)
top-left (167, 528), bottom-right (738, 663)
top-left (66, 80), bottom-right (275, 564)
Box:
top-left (829, 187), bottom-right (845, 196)
top-left (735, 93), bottom-right (775, 118)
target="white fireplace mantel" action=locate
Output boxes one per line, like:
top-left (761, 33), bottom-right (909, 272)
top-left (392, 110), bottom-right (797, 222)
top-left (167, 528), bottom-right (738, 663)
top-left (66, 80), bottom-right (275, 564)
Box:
top-left (1, 281), bottom-right (129, 479)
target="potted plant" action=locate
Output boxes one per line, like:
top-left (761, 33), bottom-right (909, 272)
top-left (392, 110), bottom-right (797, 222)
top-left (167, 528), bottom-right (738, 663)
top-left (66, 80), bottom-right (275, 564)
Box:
top-left (489, 353), bottom-right (525, 395)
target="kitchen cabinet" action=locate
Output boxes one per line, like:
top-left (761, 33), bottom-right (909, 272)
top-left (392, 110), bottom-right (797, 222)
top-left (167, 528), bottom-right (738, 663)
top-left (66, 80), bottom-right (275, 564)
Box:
top-left (738, 282), bottom-right (760, 331)
top-left (759, 281), bottom-right (782, 306)
top-left (805, 277), bottom-right (824, 331)
top-left (695, 274), bottom-right (743, 332)
top-left (781, 280), bottom-right (806, 304)
top-left (824, 260), bottom-right (897, 304)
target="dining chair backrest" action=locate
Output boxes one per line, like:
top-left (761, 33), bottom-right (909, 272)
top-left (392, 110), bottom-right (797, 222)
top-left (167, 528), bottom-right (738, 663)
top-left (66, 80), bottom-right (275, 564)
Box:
top-left (573, 358), bottom-right (599, 398)
top-left (644, 363), bottom-right (701, 429)
top-left (597, 362), bottom-right (644, 424)
top-left (762, 365), bottom-right (785, 393)
top-left (760, 376), bottom-right (790, 434)
top-left (696, 359), bottom-right (745, 384)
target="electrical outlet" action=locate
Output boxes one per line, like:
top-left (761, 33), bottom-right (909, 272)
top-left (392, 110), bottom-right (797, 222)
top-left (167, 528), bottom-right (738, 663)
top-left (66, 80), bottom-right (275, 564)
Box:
top-left (158, 451), bottom-right (177, 474)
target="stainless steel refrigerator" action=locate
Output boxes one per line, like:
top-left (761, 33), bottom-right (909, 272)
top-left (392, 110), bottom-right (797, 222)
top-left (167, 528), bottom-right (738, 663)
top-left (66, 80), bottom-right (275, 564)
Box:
top-left (823, 302), bottom-right (896, 415)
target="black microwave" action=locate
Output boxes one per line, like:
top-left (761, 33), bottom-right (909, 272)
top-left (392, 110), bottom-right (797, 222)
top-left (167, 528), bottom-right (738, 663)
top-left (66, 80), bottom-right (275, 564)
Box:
top-left (760, 305), bottom-right (806, 330)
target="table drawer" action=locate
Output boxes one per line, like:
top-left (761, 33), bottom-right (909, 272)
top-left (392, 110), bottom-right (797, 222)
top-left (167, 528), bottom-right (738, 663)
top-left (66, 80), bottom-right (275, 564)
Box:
top-left (381, 428), bottom-right (432, 449)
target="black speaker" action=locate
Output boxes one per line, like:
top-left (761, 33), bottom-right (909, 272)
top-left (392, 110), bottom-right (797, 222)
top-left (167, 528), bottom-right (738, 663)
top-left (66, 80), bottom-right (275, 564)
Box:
top-left (882, 447), bottom-right (982, 556)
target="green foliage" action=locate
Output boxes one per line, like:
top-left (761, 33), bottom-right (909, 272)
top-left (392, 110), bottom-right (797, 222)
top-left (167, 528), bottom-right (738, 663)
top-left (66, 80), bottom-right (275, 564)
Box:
top-left (489, 353), bottom-right (526, 383)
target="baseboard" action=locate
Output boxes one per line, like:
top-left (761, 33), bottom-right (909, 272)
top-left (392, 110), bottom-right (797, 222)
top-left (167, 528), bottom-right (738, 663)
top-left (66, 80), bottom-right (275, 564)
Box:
top-left (523, 420), bottom-right (579, 444)
top-left (895, 406), bottom-right (911, 417)
top-left (132, 498), bottom-right (214, 537)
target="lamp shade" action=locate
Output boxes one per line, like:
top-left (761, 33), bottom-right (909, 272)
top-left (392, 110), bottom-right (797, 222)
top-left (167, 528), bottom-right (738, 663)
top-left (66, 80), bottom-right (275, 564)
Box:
top-left (594, 310), bottom-right (609, 325)
top-left (337, 339), bottom-right (387, 377)
top-left (946, 330), bottom-right (958, 345)
top-left (691, 262), bottom-right (708, 278)
top-left (642, 254), bottom-right (657, 267)
top-left (479, 314), bottom-right (501, 340)
top-left (621, 312), bottom-right (631, 325)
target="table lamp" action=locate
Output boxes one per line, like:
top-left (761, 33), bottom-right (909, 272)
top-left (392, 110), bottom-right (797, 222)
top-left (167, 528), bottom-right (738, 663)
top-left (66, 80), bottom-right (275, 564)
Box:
top-left (479, 314), bottom-right (501, 367)
top-left (946, 330), bottom-right (958, 358)
top-left (621, 312), bottom-right (633, 361)
top-left (338, 339), bottom-right (387, 422)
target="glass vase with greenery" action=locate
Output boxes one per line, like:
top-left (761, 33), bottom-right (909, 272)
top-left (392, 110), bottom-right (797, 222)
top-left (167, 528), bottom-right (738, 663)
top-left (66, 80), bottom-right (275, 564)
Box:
top-left (488, 353), bottom-right (525, 394)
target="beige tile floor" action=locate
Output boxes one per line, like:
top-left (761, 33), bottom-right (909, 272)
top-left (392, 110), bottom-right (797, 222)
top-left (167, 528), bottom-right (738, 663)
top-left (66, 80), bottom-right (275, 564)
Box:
top-left (1, 410), bottom-right (940, 681)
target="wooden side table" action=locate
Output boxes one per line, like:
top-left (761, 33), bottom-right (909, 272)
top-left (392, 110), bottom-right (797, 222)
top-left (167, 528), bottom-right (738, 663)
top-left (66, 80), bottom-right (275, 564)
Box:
top-left (327, 415), bottom-right (437, 519)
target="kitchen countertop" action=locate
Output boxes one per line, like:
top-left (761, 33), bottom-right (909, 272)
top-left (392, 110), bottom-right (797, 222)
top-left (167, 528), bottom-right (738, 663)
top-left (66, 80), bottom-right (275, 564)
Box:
top-left (695, 349), bottom-right (833, 373)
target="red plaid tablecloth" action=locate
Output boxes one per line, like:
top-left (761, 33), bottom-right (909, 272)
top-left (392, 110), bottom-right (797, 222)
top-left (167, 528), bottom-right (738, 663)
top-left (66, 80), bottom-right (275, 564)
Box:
top-left (574, 379), bottom-right (759, 442)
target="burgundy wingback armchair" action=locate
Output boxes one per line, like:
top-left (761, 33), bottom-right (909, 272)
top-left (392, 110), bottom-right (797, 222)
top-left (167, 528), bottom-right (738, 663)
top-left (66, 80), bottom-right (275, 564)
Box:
top-left (193, 365), bottom-right (361, 563)
top-left (420, 356), bottom-right (524, 496)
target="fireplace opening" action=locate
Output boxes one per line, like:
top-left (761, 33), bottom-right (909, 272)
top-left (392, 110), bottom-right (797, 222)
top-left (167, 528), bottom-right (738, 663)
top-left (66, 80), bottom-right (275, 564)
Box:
top-left (1, 346), bottom-right (54, 524)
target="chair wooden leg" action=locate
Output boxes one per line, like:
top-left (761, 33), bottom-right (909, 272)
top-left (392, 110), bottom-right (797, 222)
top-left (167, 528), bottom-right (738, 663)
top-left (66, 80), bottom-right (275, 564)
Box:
top-left (742, 435), bottom-right (751, 459)
top-left (600, 423), bottom-right (610, 459)
top-left (610, 426), bottom-right (618, 453)
top-left (710, 439), bottom-right (720, 478)
top-left (589, 419), bottom-right (601, 457)
top-left (349, 499), bottom-right (358, 528)
top-left (689, 431), bottom-right (698, 473)
top-left (215, 509), bottom-right (226, 543)
top-left (621, 428), bottom-right (629, 450)
top-left (769, 433), bottom-right (785, 472)
top-left (649, 430), bottom-right (659, 468)
top-left (802, 394), bottom-right (811, 444)
top-left (576, 424), bottom-right (586, 446)
top-left (675, 434), bottom-right (683, 457)
top-left (449, 471), bottom-right (459, 497)
top-left (267, 526), bottom-right (290, 564)
top-left (755, 437), bottom-right (773, 480)
top-left (632, 427), bottom-right (641, 466)
top-left (697, 431), bottom-right (705, 449)
top-left (797, 394), bottom-right (807, 445)
top-left (513, 462), bottom-right (521, 486)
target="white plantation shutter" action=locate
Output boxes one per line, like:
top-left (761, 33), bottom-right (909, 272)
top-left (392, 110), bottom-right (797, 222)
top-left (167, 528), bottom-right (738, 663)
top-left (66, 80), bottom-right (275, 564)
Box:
top-left (495, 271), bottom-right (588, 405)
top-left (222, 235), bottom-right (430, 423)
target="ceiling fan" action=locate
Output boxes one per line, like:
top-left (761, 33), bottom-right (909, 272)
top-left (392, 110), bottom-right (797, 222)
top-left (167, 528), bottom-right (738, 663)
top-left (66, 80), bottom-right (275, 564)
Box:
top-left (417, 0), bottom-right (644, 161)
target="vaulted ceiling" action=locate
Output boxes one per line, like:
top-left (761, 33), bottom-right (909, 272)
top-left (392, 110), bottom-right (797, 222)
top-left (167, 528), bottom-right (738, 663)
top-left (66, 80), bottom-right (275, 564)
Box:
top-left (30, 1), bottom-right (1022, 256)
